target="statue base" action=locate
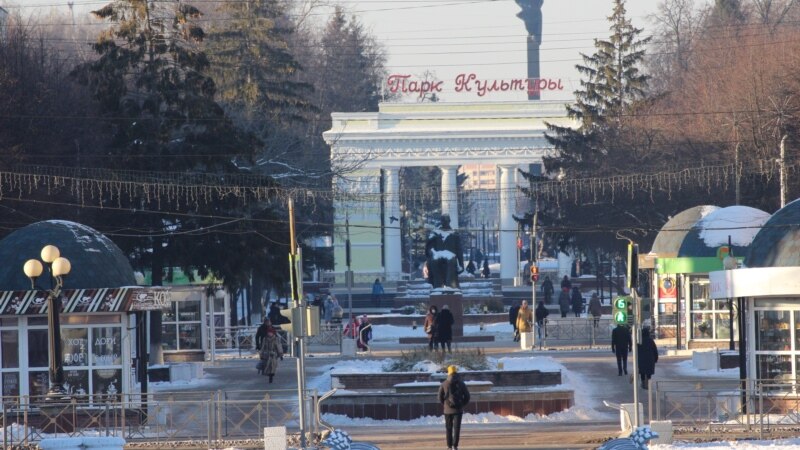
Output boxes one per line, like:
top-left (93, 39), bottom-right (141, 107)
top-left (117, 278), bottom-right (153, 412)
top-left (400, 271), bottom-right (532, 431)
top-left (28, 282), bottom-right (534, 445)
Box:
top-left (428, 293), bottom-right (464, 337)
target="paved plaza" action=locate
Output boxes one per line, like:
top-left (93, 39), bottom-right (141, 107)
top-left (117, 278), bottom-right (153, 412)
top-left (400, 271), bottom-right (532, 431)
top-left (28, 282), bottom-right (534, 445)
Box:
top-left (184, 332), bottom-right (735, 450)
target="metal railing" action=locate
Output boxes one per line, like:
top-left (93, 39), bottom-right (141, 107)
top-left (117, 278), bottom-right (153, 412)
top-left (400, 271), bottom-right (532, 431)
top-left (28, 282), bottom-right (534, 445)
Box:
top-left (540, 317), bottom-right (614, 347)
top-left (649, 378), bottom-right (800, 437)
top-left (209, 324), bottom-right (342, 360)
top-left (0, 389), bottom-right (322, 447)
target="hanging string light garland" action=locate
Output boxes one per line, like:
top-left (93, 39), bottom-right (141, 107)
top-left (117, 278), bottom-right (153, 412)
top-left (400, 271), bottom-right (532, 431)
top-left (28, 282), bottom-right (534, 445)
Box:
top-left (2, 158), bottom-right (795, 213)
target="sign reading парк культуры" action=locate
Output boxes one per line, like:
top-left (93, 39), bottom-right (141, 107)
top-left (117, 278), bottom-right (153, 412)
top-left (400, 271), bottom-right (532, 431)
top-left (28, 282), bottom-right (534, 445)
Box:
top-left (386, 73), bottom-right (564, 98)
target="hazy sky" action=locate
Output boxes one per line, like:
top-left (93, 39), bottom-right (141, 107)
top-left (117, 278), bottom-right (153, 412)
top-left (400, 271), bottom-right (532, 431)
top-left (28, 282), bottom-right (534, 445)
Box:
top-left (9, 0), bottom-right (671, 101)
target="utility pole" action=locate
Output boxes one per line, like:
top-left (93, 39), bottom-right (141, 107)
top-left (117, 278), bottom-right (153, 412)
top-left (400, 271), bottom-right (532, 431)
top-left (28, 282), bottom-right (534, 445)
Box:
top-left (628, 242), bottom-right (641, 428)
top-left (780, 135), bottom-right (787, 208)
top-left (288, 199), bottom-right (308, 449)
top-left (345, 214), bottom-right (353, 326)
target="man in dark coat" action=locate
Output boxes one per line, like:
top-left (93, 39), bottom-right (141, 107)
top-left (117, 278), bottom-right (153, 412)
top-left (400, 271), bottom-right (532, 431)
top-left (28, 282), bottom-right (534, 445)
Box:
top-left (570, 287), bottom-right (583, 317)
top-left (436, 305), bottom-right (455, 352)
top-left (638, 327), bottom-right (659, 389)
top-left (611, 324), bottom-right (632, 376)
top-left (509, 302), bottom-right (521, 341)
top-left (438, 365), bottom-right (470, 450)
top-left (558, 290), bottom-right (571, 318)
top-left (534, 301), bottom-right (549, 342)
top-left (541, 276), bottom-right (554, 304)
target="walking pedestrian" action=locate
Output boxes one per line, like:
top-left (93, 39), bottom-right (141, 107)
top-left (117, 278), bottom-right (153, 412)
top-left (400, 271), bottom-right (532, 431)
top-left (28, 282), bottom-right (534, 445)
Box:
top-left (438, 365), bottom-right (470, 450)
top-left (588, 293), bottom-right (602, 328)
top-left (515, 300), bottom-right (532, 345)
top-left (638, 327), bottom-right (659, 389)
top-left (541, 276), bottom-right (554, 304)
top-left (436, 304), bottom-right (455, 352)
top-left (482, 260), bottom-right (491, 279)
top-left (323, 293), bottom-right (335, 324)
top-left (571, 287), bottom-right (583, 317)
top-left (258, 327), bottom-right (283, 383)
top-left (558, 289), bottom-right (571, 318)
top-left (535, 301), bottom-right (549, 342)
top-left (611, 324), bottom-right (632, 376)
top-left (509, 302), bottom-right (520, 341)
top-left (561, 275), bottom-right (572, 291)
top-left (343, 316), bottom-right (360, 339)
top-left (424, 305), bottom-right (439, 351)
top-left (254, 318), bottom-right (272, 374)
top-left (371, 279), bottom-right (384, 307)
top-left (358, 315), bottom-right (372, 351)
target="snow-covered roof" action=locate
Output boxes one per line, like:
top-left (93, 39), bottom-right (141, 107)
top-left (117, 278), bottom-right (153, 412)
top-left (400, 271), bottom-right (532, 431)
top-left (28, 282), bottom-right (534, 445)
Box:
top-left (678, 206), bottom-right (770, 258)
top-left (650, 205), bottom-right (719, 256)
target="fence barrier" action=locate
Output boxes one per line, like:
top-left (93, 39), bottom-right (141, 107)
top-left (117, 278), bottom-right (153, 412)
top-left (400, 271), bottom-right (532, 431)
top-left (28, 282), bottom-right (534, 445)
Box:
top-left (0, 389), bottom-right (321, 447)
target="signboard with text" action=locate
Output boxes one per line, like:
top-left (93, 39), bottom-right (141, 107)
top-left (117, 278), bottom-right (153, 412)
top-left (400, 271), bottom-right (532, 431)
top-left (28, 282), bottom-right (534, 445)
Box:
top-left (386, 73), bottom-right (564, 98)
top-left (128, 289), bottom-right (172, 311)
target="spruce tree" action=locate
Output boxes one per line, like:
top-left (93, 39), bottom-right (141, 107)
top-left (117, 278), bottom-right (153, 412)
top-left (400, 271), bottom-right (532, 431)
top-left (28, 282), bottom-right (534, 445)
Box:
top-left (206, 0), bottom-right (313, 130)
top-left (544, 0), bottom-right (650, 176)
top-left (71, 0), bottom-right (279, 300)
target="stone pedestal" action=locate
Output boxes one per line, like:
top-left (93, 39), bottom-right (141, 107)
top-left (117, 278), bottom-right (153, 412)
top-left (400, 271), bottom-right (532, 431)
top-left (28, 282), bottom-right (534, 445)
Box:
top-left (428, 293), bottom-right (463, 337)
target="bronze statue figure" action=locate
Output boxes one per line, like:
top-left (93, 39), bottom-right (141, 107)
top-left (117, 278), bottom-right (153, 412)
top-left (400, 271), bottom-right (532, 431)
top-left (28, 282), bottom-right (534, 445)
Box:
top-left (516, 0), bottom-right (544, 44)
top-left (425, 214), bottom-right (464, 290)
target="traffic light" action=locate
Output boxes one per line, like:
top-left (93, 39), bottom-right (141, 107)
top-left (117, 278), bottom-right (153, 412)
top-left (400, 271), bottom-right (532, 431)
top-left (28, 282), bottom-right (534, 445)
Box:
top-left (627, 243), bottom-right (639, 289)
top-left (613, 296), bottom-right (631, 325)
top-left (530, 265), bottom-right (539, 283)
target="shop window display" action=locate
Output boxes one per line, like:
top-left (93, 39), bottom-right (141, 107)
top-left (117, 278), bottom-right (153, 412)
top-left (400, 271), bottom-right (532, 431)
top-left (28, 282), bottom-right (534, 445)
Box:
top-left (690, 281), bottom-right (734, 340)
top-left (162, 300), bottom-right (203, 352)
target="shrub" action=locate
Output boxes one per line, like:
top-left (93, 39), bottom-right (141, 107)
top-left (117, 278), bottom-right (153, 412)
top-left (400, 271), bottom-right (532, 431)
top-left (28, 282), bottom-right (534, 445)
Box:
top-left (385, 346), bottom-right (489, 372)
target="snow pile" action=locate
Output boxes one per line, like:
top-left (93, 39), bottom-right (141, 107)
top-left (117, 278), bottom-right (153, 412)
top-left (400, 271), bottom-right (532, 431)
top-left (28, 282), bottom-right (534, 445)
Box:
top-left (696, 206), bottom-right (770, 248)
top-left (673, 359), bottom-right (739, 379)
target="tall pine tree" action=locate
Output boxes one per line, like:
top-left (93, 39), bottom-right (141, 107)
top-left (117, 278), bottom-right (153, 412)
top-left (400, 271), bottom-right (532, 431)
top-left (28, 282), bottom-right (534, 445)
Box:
top-left (544, 0), bottom-right (650, 177)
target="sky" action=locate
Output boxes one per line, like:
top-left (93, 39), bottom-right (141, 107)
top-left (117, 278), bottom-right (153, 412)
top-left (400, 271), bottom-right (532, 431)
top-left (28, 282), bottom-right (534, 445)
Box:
top-left (8, 0), bottom-right (670, 102)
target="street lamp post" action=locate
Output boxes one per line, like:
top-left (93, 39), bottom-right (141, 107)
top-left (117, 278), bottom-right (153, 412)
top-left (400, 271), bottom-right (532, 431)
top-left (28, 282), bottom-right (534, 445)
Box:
top-left (23, 244), bottom-right (72, 399)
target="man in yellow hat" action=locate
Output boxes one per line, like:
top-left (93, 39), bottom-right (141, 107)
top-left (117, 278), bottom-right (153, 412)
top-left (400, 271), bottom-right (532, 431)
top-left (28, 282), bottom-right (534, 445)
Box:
top-left (438, 365), bottom-right (470, 450)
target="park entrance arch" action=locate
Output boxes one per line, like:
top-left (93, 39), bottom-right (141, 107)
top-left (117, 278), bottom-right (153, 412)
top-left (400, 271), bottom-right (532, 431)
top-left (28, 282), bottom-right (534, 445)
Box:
top-left (323, 101), bottom-right (569, 283)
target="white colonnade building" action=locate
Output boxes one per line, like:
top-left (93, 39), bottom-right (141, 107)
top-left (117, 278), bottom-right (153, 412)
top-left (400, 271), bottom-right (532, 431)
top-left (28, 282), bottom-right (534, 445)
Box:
top-left (323, 101), bottom-right (569, 283)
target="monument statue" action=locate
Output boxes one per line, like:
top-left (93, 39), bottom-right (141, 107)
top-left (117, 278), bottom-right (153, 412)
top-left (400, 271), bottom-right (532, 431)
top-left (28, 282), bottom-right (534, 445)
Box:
top-left (515, 0), bottom-right (544, 100)
top-left (516, 0), bottom-right (544, 43)
top-left (425, 214), bottom-right (464, 290)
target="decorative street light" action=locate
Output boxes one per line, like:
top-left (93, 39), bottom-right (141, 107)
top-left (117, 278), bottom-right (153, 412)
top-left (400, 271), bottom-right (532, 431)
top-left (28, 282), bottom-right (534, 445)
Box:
top-left (23, 244), bottom-right (72, 399)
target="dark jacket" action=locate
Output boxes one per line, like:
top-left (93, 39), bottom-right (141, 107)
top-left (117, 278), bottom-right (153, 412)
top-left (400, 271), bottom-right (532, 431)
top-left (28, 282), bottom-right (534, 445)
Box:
top-left (509, 305), bottom-right (520, 326)
top-left (638, 329), bottom-right (659, 376)
top-left (436, 309), bottom-right (455, 342)
top-left (561, 277), bottom-right (572, 291)
top-left (571, 289), bottom-right (583, 314)
top-left (611, 325), bottom-right (632, 356)
top-left (542, 278), bottom-right (554, 298)
top-left (535, 303), bottom-right (549, 325)
top-left (558, 291), bottom-right (571, 314)
top-left (438, 373), bottom-right (470, 415)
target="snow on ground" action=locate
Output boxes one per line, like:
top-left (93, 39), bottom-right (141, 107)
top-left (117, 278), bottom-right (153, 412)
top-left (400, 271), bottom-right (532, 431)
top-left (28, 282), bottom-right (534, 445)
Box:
top-left (651, 439), bottom-right (800, 450)
top-left (369, 322), bottom-right (512, 342)
top-left (672, 359), bottom-right (739, 379)
top-left (312, 354), bottom-right (611, 425)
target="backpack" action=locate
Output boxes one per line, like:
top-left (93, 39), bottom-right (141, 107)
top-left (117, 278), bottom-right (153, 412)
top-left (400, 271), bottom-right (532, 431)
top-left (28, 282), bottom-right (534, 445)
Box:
top-left (447, 379), bottom-right (470, 409)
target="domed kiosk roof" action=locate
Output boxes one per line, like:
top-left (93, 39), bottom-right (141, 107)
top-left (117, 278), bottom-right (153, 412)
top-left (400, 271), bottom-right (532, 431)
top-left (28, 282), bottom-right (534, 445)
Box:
top-left (747, 199), bottom-right (800, 267)
top-left (0, 220), bottom-right (136, 291)
top-left (651, 205), bottom-right (719, 256)
top-left (678, 205), bottom-right (771, 258)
